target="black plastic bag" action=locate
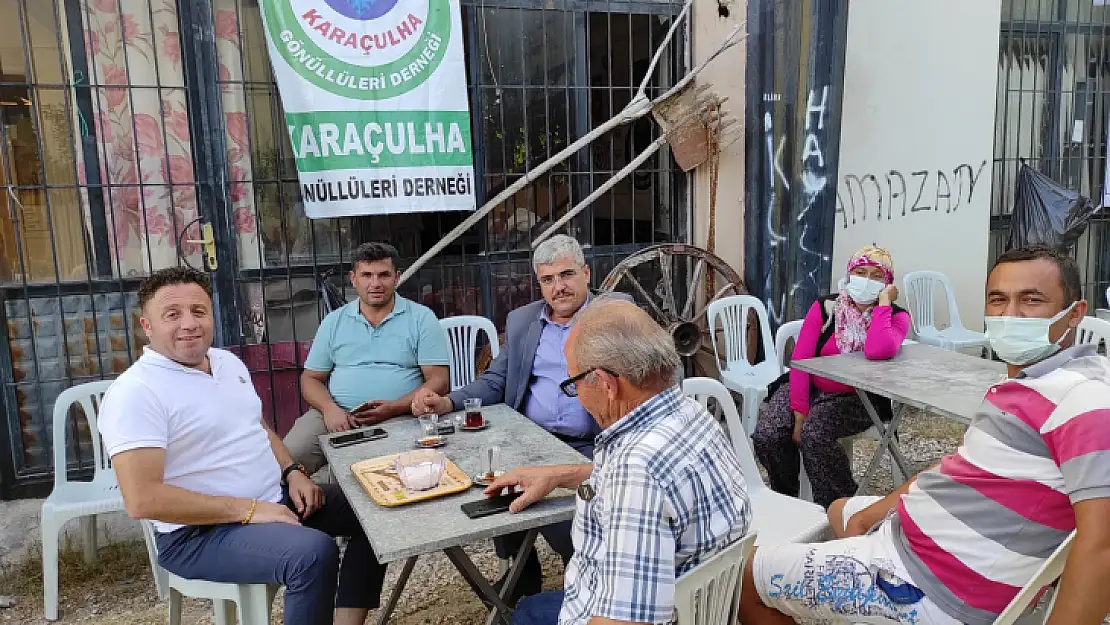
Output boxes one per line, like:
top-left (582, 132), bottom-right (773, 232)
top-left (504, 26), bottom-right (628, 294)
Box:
top-left (1008, 164), bottom-right (1099, 251)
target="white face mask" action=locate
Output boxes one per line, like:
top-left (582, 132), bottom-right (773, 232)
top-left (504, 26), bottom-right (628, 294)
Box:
top-left (846, 275), bottom-right (887, 305)
top-left (984, 302), bottom-right (1076, 366)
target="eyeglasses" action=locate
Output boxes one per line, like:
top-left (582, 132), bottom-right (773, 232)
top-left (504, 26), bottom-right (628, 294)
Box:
top-left (538, 268), bottom-right (580, 286)
top-left (559, 367), bottom-right (619, 397)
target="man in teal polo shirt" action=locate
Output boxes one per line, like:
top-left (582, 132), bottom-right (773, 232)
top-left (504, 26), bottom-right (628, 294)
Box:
top-left (285, 242), bottom-right (451, 474)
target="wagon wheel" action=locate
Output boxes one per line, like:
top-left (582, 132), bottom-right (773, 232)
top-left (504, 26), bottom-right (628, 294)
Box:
top-left (598, 244), bottom-right (756, 376)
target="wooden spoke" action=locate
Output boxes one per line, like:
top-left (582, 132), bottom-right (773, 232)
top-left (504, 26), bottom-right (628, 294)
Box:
top-left (624, 271), bottom-right (669, 321)
top-left (681, 258), bottom-right (706, 319)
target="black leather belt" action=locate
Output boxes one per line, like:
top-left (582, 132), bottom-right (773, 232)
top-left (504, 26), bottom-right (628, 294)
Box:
top-left (552, 432), bottom-right (593, 445)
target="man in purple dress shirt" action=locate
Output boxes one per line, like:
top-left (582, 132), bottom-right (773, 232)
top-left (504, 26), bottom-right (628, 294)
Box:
top-left (413, 234), bottom-right (631, 602)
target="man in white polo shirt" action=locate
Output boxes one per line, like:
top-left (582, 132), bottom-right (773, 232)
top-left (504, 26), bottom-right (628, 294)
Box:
top-left (98, 267), bottom-right (386, 625)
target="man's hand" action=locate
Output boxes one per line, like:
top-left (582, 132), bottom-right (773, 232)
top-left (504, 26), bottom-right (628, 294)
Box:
top-left (879, 284), bottom-right (899, 307)
top-left (792, 410), bottom-right (805, 445)
top-left (411, 387), bottom-right (453, 415)
top-left (286, 470), bottom-right (324, 519)
top-left (350, 401), bottom-right (393, 426)
top-left (485, 465), bottom-right (587, 513)
top-left (249, 501), bottom-right (302, 525)
top-left (322, 405), bottom-right (353, 433)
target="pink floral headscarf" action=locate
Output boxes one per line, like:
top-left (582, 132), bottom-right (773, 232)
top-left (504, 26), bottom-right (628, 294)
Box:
top-left (835, 245), bottom-right (895, 353)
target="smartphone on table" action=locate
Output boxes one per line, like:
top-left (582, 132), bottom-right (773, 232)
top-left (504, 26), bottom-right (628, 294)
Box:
top-left (461, 491), bottom-right (522, 519)
top-left (328, 427), bottom-right (388, 448)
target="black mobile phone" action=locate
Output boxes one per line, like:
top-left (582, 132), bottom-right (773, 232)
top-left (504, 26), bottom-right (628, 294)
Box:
top-left (351, 400), bottom-right (383, 414)
top-left (328, 427), bottom-right (388, 448)
top-left (437, 422), bottom-right (456, 435)
top-left (461, 491), bottom-right (522, 519)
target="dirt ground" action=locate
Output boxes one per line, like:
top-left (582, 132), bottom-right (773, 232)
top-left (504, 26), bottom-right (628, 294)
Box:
top-left (0, 410), bottom-right (963, 624)
top-left (0, 539), bottom-right (566, 624)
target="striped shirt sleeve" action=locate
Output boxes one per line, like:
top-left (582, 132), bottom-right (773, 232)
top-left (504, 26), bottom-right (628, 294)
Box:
top-left (1039, 377), bottom-right (1110, 503)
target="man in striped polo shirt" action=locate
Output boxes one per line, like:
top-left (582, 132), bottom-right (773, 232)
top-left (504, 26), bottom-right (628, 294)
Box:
top-left (739, 246), bottom-right (1110, 625)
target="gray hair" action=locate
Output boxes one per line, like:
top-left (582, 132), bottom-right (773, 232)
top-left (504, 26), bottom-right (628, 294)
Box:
top-left (573, 297), bottom-right (680, 387)
top-left (532, 234), bottom-right (585, 273)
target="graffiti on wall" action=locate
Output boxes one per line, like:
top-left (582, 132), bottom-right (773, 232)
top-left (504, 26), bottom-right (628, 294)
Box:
top-left (761, 86), bottom-right (834, 323)
top-left (835, 160), bottom-right (987, 228)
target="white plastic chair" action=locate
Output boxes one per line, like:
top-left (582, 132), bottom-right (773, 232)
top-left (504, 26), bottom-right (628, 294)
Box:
top-left (682, 377), bottom-right (829, 545)
top-left (440, 316), bottom-right (500, 391)
top-left (41, 380), bottom-right (136, 621)
top-left (903, 270), bottom-right (990, 355)
top-left (773, 321), bottom-right (903, 503)
top-left (674, 531), bottom-right (758, 625)
top-left (140, 521), bottom-right (279, 625)
top-left (991, 530), bottom-right (1075, 625)
top-left (1077, 316), bottom-right (1110, 352)
top-left (773, 320), bottom-right (803, 370)
top-left (441, 315), bottom-right (510, 574)
top-left (707, 296), bottom-right (781, 436)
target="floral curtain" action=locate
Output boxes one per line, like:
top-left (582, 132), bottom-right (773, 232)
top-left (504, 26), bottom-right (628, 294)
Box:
top-left (77, 0), bottom-right (260, 276)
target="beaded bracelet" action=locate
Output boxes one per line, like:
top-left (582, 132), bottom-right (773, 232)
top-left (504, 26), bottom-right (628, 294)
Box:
top-left (242, 498), bottom-right (258, 525)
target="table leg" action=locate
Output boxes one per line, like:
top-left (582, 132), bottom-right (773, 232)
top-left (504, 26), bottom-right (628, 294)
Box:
top-left (485, 529), bottom-right (540, 625)
top-left (374, 555), bottom-right (417, 625)
top-left (443, 543), bottom-right (518, 625)
top-left (855, 390), bottom-right (912, 495)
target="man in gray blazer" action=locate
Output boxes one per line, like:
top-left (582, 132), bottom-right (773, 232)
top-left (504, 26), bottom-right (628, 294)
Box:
top-left (412, 234), bottom-right (632, 603)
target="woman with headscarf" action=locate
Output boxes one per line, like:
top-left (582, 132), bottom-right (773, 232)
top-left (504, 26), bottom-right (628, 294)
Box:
top-left (752, 245), bottom-right (911, 508)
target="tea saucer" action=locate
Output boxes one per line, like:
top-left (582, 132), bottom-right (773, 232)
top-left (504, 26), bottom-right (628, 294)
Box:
top-left (472, 471), bottom-right (504, 487)
top-left (415, 436), bottom-right (446, 449)
top-left (460, 421), bottom-right (490, 432)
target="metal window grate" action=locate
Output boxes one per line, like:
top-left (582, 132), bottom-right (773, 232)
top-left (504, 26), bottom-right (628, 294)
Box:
top-left (0, 0), bottom-right (688, 497)
top-left (995, 0), bottom-right (1110, 307)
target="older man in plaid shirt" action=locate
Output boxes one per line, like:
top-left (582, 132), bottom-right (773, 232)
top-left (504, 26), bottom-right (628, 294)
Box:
top-left (485, 298), bottom-right (751, 625)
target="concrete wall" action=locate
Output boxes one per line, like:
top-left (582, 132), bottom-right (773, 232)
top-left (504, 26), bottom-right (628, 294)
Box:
top-left (692, 0), bottom-right (745, 276)
top-left (832, 0), bottom-right (1002, 332)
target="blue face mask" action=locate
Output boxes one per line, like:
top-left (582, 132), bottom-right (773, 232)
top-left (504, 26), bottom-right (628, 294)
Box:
top-left (984, 302), bottom-right (1075, 366)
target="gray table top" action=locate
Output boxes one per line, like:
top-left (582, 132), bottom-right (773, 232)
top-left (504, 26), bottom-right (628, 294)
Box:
top-left (320, 403), bottom-right (587, 563)
top-left (790, 343), bottom-right (1008, 424)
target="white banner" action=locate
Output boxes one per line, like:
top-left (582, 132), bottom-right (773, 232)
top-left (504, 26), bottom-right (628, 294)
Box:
top-left (260, 0), bottom-right (475, 218)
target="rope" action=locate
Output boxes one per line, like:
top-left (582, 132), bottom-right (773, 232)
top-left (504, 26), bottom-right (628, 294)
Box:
top-left (704, 101), bottom-right (721, 303)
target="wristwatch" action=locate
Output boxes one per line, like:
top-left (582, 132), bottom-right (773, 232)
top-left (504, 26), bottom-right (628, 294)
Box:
top-left (281, 462), bottom-right (307, 486)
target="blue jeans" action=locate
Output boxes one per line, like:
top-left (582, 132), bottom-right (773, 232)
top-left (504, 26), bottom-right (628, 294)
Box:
top-left (512, 590), bottom-right (565, 625)
top-left (155, 483), bottom-right (386, 625)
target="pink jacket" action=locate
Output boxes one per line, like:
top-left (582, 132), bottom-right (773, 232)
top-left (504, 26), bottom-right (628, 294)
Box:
top-left (789, 301), bottom-right (910, 415)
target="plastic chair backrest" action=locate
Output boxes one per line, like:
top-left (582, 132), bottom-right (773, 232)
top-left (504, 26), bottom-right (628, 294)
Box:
top-left (706, 295), bottom-right (776, 369)
top-left (52, 380), bottom-right (115, 492)
top-left (440, 316), bottom-right (500, 390)
top-left (991, 530), bottom-right (1075, 625)
top-left (1077, 316), bottom-right (1110, 352)
top-left (674, 531), bottom-right (758, 625)
top-left (903, 270), bottom-right (965, 334)
top-left (681, 377), bottom-right (764, 493)
top-left (774, 320), bottom-right (803, 373)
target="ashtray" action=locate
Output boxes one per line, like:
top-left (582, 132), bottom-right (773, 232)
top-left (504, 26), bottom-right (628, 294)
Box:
top-left (472, 471), bottom-right (504, 487)
top-left (459, 421), bottom-right (489, 432)
top-left (415, 435), bottom-right (446, 449)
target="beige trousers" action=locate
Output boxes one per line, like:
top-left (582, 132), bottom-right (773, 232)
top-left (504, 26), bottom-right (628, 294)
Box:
top-left (283, 408), bottom-right (330, 475)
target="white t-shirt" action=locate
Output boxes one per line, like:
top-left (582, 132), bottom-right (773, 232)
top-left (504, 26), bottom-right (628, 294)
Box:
top-left (98, 347), bottom-right (283, 533)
